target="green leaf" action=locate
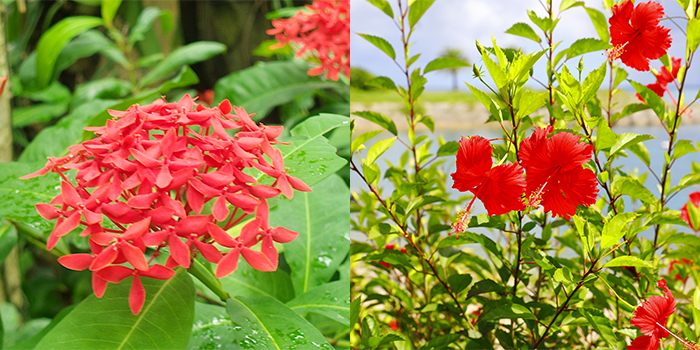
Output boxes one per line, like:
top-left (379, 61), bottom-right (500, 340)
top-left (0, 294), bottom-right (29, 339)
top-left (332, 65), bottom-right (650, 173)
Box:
top-left (408, 0), bottom-right (435, 28)
top-left (604, 256), bottom-right (653, 269)
top-left (352, 111), bottom-right (397, 135)
top-left (101, 0), bottom-right (122, 26)
top-left (419, 333), bottom-right (461, 350)
top-left (140, 41), bottom-right (226, 87)
top-left (57, 30), bottom-right (129, 71)
top-left (481, 304), bottom-right (536, 321)
top-left (437, 141), bottom-right (459, 156)
top-left (481, 51), bottom-right (508, 90)
top-left (0, 162), bottom-right (61, 232)
top-left (673, 139), bottom-right (697, 160)
top-left (0, 221), bottom-right (17, 266)
top-left (447, 274), bottom-right (472, 294)
top-left (219, 263), bottom-right (295, 303)
top-left (276, 114), bottom-right (349, 188)
top-left (35, 269), bottom-right (195, 349)
top-left (553, 267), bottom-right (573, 283)
top-left (187, 302), bottom-right (236, 350)
top-left (629, 81), bottom-right (666, 119)
top-left (610, 133), bottom-right (655, 158)
top-left (72, 78), bottom-right (133, 107)
top-left (214, 60), bottom-right (341, 120)
top-left (350, 297), bottom-right (361, 328)
top-left (366, 137), bottom-right (396, 164)
top-left (269, 175), bottom-right (350, 296)
top-left (566, 38), bottom-right (611, 60)
top-left (128, 7), bottom-right (171, 47)
top-left (601, 212), bottom-right (637, 249)
top-left (287, 280), bottom-right (350, 326)
top-left (596, 118), bottom-right (617, 150)
top-left (585, 7), bottom-right (610, 43)
top-left (467, 279), bottom-right (504, 300)
top-left (581, 62), bottom-right (607, 105)
top-left (12, 102), bottom-right (68, 128)
top-left (516, 90), bottom-right (547, 119)
top-left (580, 309), bottom-right (618, 350)
top-left (35, 16), bottom-right (104, 89)
top-left (357, 34), bottom-right (395, 60)
top-left (424, 57), bottom-right (470, 74)
top-left (505, 23), bottom-right (541, 43)
top-left (560, 0), bottom-right (584, 12)
top-left (365, 76), bottom-right (397, 91)
top-left (616, 178), bottom-right (656, 205)
top-left (352, 130), bottom-right (384, 153)
top-left (226, 296), bottom-right (332, 349)
top-left (366, 0), bottom-right (393, 18)
top-left (688, 18), bottom-right (700, 52)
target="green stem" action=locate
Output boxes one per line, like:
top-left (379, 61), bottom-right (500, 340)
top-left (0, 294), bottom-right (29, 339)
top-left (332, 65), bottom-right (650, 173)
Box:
top-left (188, 258), bottom-right (230, 302)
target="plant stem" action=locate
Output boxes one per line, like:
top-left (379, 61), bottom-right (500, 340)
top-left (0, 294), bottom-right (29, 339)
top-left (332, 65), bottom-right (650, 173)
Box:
top-left (188, 258), bottom-right (230, 302)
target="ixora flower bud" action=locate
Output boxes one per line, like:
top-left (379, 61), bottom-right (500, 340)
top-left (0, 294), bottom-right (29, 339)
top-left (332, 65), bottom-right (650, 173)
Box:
top-left (267, 0), bottom-right (349, 81)
top-left (22, 95), bottom-right (310, 315)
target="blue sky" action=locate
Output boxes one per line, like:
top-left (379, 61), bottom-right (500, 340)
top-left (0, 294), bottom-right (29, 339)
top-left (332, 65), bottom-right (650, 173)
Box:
top-left (351, 0), bottom-right (699, 93)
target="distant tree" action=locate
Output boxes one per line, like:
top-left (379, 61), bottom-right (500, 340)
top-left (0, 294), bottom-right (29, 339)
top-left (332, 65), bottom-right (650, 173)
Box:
top-left (438, 47), bottom-right (469, 91)
top-left (350, 67), bottom-right (376, 90)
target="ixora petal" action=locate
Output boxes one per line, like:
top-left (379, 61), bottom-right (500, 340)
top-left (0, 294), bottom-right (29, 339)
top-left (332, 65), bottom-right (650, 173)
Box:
top-left (451, 136), bottom-right (526, 216)
top-left (519, 126), bottom-right (598, 219)
top-left (608, 0), bottom-right (671, 71)
top-left (631, 279), bottom-right (676, 339)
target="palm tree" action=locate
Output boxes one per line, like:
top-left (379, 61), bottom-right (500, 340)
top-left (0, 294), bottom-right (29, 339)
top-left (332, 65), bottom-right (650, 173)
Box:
top-left (438, 47), bottom-right (469, 91)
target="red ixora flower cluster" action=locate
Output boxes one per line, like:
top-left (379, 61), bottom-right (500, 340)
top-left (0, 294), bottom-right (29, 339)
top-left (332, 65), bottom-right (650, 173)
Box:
top-left (680, 191), bottom-right (700, 231)
top-left (267, 0), bottom-right (349, 81)
top-left (22, 95), bottom-right (310, 315)
top-left (607, 0), bottom-right (672, 71)
top-left (451, 126), bottom-right (598, 231)
top-left (628, 280), bottom-right (676, 350)
top-left (668, 258), bottom-right (692, 284)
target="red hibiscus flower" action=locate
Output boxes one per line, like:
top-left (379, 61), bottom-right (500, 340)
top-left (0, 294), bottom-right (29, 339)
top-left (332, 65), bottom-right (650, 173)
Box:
top-left (451, 136), bottom-right (526, 216)
top-left (627, 335), bottom-right (660, 350)
top-left (608, 0), bottom-right (672, 71)
top-left (681, 191), bottom-right (700, 231)
top-left (631, 279), bottom-right (676, 340)
top-left (267, 0), bottom-right (349, 80)
top-left (637, 57), bottom-right (681, 102)
top-left (518, 126), bottom-right (598, 220)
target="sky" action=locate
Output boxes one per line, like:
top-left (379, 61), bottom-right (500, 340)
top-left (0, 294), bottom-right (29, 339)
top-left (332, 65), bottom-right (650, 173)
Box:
top-left (350, 0), bottom-right (700, 93)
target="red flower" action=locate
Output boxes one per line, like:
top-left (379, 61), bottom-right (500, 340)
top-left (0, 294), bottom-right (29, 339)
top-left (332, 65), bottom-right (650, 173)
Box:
top-left (389, 319), bottom-right (398, 331)
top-left (608, 1), bottom-right (672, 71)
top-left (24, 95), bottom-right (309, 314)
top-left (669, 258), bottom-right (692, 283)
top-left (197, 90), bottom-right (214, 106)
top-left (636, 57), bottom-right (681, 102)
top-left (519, 126), bottom-right (598, 220)
top-left (680, 191), bottom-right (700, 231)
top-left (631, 279), bottom-right (676, 340)
top-left (267, 0), bottom-right (349, 80)
top-left (627, 335), bottom-right (660, 350)
top-left (451, 136), bottom-right (526, 216)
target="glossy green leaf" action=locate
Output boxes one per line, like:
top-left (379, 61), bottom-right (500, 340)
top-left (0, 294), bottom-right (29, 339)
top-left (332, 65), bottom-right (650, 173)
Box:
top-left (269, 175), bottom-right (349, 295)
top-left (437, 141), bottom-right (459, 156)
top-left (35, 269), bottom-right (195, 349)
top-left (616, 178), bottom-right (656, 205)
top-left (35, 16), bottom-right (104, 89)
top-left (101, 0), bottom-right (122, 26)
top-left (352, 111), bottom-right (398, 135)
top-left (57, 30), bottom-right (129, 72)
top-left (688, 18), bottom-right (700, 52)
top-left (505, 23), bottom-right (540, 43)
top-left (219, 262), bottom-right (295, 303)
top-left (481, 304), bottom-right (536, 321)
top-left (366, 0), bottom-right (393, 18)
top-left (516, 90), bottom-right (546, 119)
top-left (357, 34), bottom-right (395, 60)
top-left (408, 0), bottom-right (435, 28)
top-left (0, 162), bottom-right (60, 232)
top-left (140, 42), bottom-right (226, 87)
top-left (214, 60), bottom-right (342, 120)
top-left (604, 256), bottom-right (653, 269)
top-left (585, 7), bottom-right (610, 43)
top-left (481, 51), bottom-right (508, 90)
top-left (673, 139), bottom-right (697, 160)
top-left (72, 78), bottom-right (133, 107)
top-left (424, 57), bottom-right (470, 74)
top-left (226, 296), bottom-right (333, 349)
top-left (352, 130), bottom-right (384, 153)
top-left (287, 280), bottom-right (350, 325)
top-left (581, 62), bottom-right (607, 105)
top-left (447, 274), bottom-right (472, 294)
top-left (467, 279), bottom-right (504, 300)
top-left (601, 212), bottom-right (637, 249)
top-left (128, 7), bottom-right (172, 47)
top-left (596, 118), bottom-right (617, 150)
top-left (187, 302), bottom-right (235, 350)
top-left (275, 114), bottom-right (349, 188)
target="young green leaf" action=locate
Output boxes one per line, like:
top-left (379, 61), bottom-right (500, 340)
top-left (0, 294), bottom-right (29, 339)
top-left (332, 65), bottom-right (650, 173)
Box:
top-left (424, 57), bottom-right (470, 74)
top-left (629, 81), bottom-right (666, 119)
top-left (408, 0), bottom-right (436, 28)
top-left (600, 212), bottom-right (638, 249)
top-left (604, 256), bottom-right (653, 268)
top-left (101, 0), bottom-right (122, 27)
top-left (610, 133), bottom-right (655, 158)
top-left (566, 38), bottom-right (611, 60)
top-left (366, 0), bottom-right (394, 18)
top-left (560, 0), bottom-right (584, 12)
top-left (366, 137), bottom-right (396, 164)
top-left (505, 23), bottom-right (541, 43)
top-left (357, 34), bottom-right (396, 60)
top-left (352, 130), bottom-right (384, 153)
top-left (352, 111), bottom-right (398, 135)
top-left (585, 7), bottom-right (610, 43)
top-left (688, 18), bottom-right (700, 52)
top-left (365, 76), bottom-right (398, 91)
top-left (140, 41), bottom-right (227, 87)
